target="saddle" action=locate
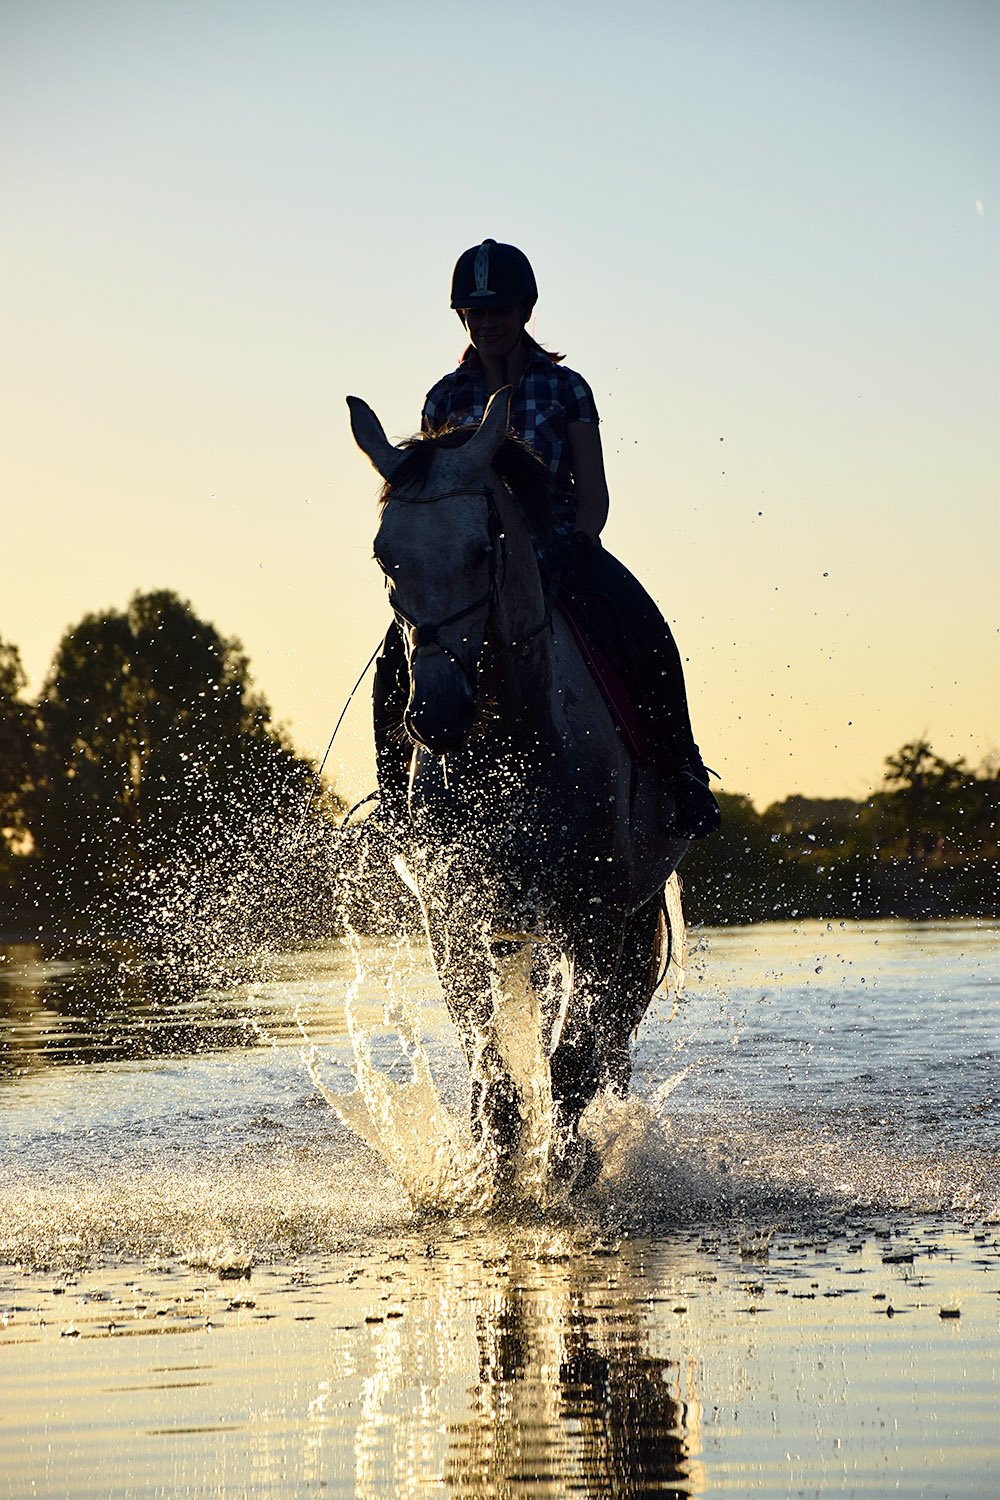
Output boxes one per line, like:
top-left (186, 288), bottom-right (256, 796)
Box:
top-left (556, 587), bottom-right (650, 762)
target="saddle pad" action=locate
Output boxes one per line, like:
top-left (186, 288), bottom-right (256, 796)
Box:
top-left (556, 590), bottom-right (650, 761)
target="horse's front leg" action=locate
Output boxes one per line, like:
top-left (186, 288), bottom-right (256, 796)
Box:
top-left (480, 937), bottom-right (557, 1188)
top-left (597, 892), bottom-right (666, 1097)
top-left (549, 909), bottom-right (626, 1145)
top-left (425, 914), bottom-right (541, 1177)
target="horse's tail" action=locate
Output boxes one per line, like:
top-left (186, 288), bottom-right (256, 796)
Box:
top-left (648, 897), bottom-right (670, 1004)
top-left (647, 879), bottom-right (684, 1020)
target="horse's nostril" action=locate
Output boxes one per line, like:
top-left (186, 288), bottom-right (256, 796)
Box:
top-left (405, 691), bottom-right (476, 755)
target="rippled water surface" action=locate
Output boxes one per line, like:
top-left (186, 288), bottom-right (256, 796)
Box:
top-left (1, 917), bottom-right (997, 1498)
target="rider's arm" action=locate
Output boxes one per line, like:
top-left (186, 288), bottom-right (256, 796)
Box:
top-left (567, 420), bottom-right (610, 541)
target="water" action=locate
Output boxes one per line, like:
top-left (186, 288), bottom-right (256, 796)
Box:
top-left (1, 917), bottom-right (998, 1497)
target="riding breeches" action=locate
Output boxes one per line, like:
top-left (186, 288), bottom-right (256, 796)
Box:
top-left (569, 542), bottom-right (701, 772)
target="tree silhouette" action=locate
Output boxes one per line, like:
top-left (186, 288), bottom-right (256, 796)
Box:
top-left (877, 738), bottom-right (997, 863)
top-left (22, 590), bottom-right (340, 940)
top-left (0, 636), bottom-right (36, 884)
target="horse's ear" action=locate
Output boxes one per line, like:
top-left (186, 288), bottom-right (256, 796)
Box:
top-left (347, 396), bottom-right (400, 480)
top-left (457, 386), bottom-right (512, 476)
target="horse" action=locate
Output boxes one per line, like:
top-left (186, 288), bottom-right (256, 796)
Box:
top-left (348, 388), bottom-right (689, 1190)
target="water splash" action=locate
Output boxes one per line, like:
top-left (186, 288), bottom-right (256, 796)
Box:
top-left (303, 925), bottom-right (566, 1214)
top-left (302, 865), bottom-right (687, 1216)
top-left (305, 928), bottom-right (472, 1208)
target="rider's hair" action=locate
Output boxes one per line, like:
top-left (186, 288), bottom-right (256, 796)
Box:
top-left (527, 334), bottom-right (565, 365)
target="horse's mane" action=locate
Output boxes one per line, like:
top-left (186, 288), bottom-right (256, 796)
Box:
top-left (379, 424), bottom-right (560, 557)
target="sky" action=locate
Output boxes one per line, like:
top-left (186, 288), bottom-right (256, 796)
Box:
top-left (2, 0), bottom-right (997, 810)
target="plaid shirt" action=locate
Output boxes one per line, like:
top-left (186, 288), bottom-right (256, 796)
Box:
top-left (421, 338), bottom-right (600, 524)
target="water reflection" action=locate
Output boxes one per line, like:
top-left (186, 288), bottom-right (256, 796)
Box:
top-left (350, 1234), bottom-right (705, 1499)
top-left (448, 1261), bottom-right (701, 1497)
top-left (0, 939), bottom-right (352, 1074)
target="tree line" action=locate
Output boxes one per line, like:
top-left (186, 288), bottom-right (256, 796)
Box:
top-left (2, 592), bottom-right (997, 941)
top-left (680, 739), bottom-right (999, 925)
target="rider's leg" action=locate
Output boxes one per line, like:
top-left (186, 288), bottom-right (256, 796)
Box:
top-left (582, 544), bottom-right (721, 838)
top-left (372, 622), bottom-right (410, 820)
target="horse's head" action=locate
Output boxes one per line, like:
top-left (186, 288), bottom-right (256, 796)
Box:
top-left (349, 390), bottom-right (512, 757)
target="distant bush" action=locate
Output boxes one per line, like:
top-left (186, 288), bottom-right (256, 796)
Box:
top-left (679, 741), bottom-right (999, 925)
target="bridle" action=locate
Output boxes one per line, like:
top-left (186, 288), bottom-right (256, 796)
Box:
top-left (382, 483), bottom-right (500, 694)
top-left (381, 478), bottom-right (550, 695)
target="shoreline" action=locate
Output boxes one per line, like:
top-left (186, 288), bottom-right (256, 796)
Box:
top-left (3, 906), bottom-right (998, 951)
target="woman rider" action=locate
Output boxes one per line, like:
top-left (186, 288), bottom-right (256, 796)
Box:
top-left (373, 238), bottom-right (720, 840)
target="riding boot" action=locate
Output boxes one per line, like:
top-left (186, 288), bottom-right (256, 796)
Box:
top-left (578, 544), bottom-right (721, 839)
top-left (669, 757), bottom-right (721, 839)
top-left (372, 623), bottom-right (411, 831)
top-left (647, 633), bottom-right (721, 837)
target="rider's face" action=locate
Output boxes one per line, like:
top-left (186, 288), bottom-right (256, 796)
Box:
top-left (463, 303), bottom-right (525, 361)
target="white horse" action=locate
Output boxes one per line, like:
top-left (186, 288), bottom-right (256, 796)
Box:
top-left (349, 389), bottom-right (688, 1187)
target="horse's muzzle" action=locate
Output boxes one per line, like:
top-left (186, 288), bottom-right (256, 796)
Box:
top-left (405, 657), bottom-right (476, 755)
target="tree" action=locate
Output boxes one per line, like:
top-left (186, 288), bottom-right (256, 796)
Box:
top-left (26, 590), bottom-right (343, 942)
top-left (0, 636), bottom-right (36, 880)
top-left (877, 738), bottom-right (997, 862)
top-left (676, 791), bottom-right (796, 924)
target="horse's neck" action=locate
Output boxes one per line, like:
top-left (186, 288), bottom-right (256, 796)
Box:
top-left (478, 482), bottom-right (555, 741)
top-left (491, 483), bottom-right (549, 651)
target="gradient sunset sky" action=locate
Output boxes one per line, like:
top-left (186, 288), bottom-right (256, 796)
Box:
top-left (3, 0), bottom-right (997, 809)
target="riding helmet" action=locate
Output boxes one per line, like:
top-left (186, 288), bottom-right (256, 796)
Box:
top-left (450, 239), bottom-right (538, 315)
